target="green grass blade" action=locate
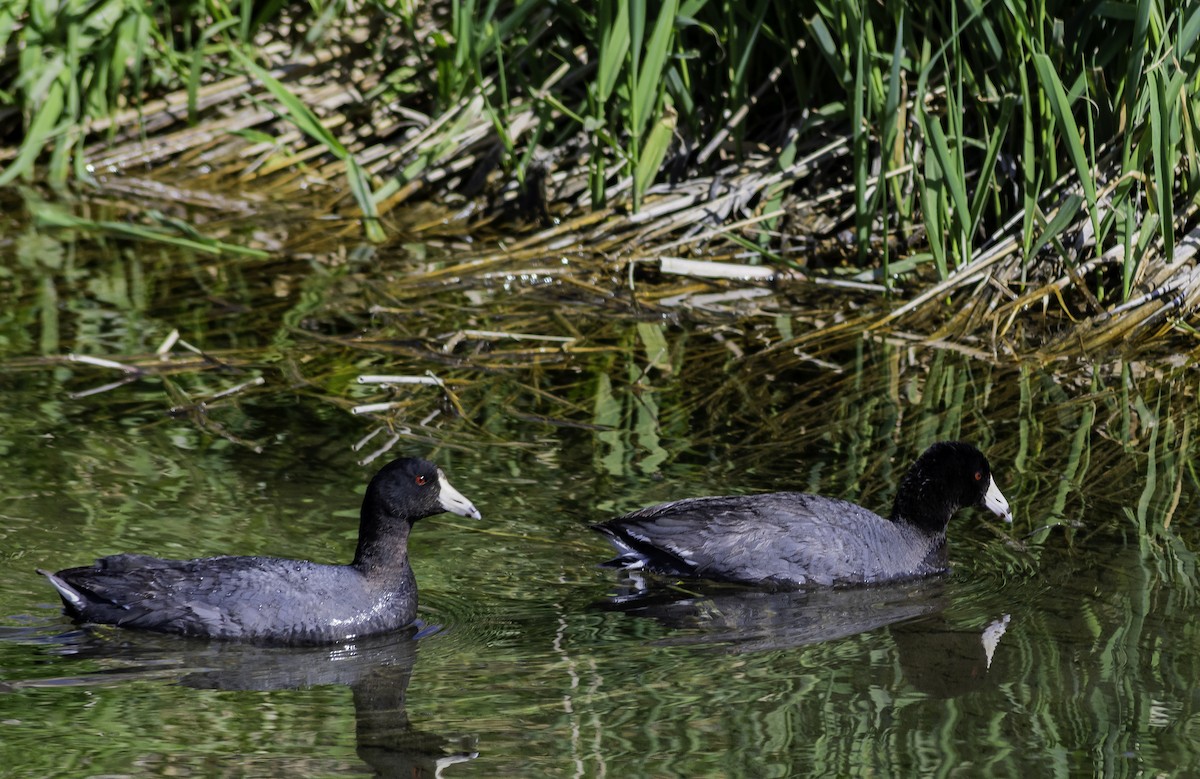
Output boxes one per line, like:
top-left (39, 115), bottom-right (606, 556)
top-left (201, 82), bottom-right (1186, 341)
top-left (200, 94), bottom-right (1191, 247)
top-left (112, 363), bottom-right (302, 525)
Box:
top-left (633, 0), bottom-right (678, 137)
top-left (1164, 6), bottom-right (1200, 109)
top-left (806, 13), bottom-right (848, 86)
top-left (229, 47), bottom-right (383, 241)
top-left (230, 47), bottom-right (349, 155)
top-left (0, 0), bottom-right (22, 51)
top-left (1147, 70), bottom-right (1175, 264)
top-left (922, 109), bottom-right (970, 268)
top-left (851, 12), bottom-right (868, 262)
top-left (0, 106), bottom-right (63, 187)
top-left (1119, 196), bottom-right (1134, 300)
top-left (1017, 39), bottom-right (1039, 267)
top-left (628, 0), bottom-right (647, 133)
top-left (968, 94), bottom-right (1016, 237)
top-left (634, 103), bottom-right (676, 202)
top-left (33, 207), bottom-right (270, 258)
top-left (1029, 194), bottom-right (1083, 262)
top-left (596, 0), bottom-right (630, 104)
top-left (636, 322), bottom-right (671, 373)
top-left (346, 161), bottom-right (386, 243)
top-left (919, 153), bottom-right (947, 278)
top-left (1033, 52), bottom-right (1101, 258)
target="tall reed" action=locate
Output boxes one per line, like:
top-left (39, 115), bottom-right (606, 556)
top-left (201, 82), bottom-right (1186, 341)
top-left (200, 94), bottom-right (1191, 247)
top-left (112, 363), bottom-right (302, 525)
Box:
top-left (3, 0), bottom-right (1199, 316)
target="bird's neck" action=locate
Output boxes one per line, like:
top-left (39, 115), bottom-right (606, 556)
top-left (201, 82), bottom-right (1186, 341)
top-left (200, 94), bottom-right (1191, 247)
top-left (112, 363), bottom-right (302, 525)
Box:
top-left (890, 481), bottom-right (952, 535)
top-left (352, 530), bottom-right (411, 571)
top-left (352, 497), bottom-right (414, 572)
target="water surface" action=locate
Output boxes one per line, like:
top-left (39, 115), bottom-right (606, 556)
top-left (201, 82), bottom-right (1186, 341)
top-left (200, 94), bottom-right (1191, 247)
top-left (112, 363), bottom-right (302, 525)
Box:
top-left (1, 191), bottom-right (1198, 776)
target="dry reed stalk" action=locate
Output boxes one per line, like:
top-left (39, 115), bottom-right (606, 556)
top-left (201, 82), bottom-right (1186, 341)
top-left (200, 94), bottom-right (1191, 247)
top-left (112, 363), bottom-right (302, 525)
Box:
top-left (18, 14), bottom-right (1195, 366)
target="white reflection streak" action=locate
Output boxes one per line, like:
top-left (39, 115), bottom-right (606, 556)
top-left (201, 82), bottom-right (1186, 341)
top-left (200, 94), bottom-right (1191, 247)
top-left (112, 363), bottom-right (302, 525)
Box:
top-left (554, 609), bottom-right (585, 778)
top-left (588, 655), bottom-right (606, 779)
top-left (981, 613), bottom-right (1011, 669)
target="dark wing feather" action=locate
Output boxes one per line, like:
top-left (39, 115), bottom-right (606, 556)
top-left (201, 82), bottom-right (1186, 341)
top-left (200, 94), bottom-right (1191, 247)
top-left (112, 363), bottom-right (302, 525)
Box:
top-left (596, 492), bottom-right (942, 587)
top-left (44, 555), bottom-right (391, 643)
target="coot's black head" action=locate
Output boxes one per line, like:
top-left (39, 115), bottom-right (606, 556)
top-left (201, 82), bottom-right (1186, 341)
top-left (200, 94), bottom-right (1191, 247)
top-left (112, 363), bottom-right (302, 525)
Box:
top-left (890, 442), bottom-right (1011, 533)
top-left (365, 457), bottom-right (482, 523)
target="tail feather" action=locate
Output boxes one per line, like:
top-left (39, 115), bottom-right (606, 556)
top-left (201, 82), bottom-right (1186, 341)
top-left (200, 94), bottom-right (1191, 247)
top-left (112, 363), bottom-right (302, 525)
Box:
top-left (591, 523), bottom-right (694, 576)
top-left (36, 568), bottom-right (90, 614)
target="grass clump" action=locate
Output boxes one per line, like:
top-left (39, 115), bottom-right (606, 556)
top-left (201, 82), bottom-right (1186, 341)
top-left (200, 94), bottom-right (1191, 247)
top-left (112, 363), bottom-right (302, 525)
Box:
top-left (2, 1), bottom-right (1200, 354)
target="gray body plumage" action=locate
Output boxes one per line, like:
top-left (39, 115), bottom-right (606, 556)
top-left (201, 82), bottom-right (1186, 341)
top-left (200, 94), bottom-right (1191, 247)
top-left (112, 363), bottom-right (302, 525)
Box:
top-left (593, 442), bottom-right (1012, 588)
top-left (40, 553), bottom-right (417, 645)
top-left (39, 457), bottom-right (481, 646)
top-left (595, 493), bottom-right (946, 588)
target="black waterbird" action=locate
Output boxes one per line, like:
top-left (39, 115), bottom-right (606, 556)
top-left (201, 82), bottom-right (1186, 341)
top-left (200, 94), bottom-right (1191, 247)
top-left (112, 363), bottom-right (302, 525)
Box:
top-left (39, 457), bottom-right (481, 645)
top-left (593, 442), bottom-right (1012, 588)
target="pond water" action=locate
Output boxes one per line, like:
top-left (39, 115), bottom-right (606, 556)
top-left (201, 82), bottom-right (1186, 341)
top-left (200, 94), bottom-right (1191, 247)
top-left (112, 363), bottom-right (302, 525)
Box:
top-left (2, 191), bottom-right (1199, 776)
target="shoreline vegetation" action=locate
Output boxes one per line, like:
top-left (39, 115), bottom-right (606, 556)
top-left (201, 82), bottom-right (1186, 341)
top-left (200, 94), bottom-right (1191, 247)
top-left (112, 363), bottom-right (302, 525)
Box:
top-left (2, 1), bottom-right (1199, 360)
top-left (1, 2), bottom-right (1199, 545)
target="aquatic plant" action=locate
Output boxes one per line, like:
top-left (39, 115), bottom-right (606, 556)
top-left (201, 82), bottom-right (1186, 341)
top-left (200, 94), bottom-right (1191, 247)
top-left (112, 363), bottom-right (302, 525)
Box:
top-left (3, 1), bottom-right (1199, 353)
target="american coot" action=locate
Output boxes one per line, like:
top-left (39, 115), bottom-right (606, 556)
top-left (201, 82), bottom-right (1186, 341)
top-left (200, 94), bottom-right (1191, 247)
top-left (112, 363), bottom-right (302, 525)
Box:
top-left (592, 441), bottom-right (1012, 588)
top-left (39, 457), bottom-right (481, 645)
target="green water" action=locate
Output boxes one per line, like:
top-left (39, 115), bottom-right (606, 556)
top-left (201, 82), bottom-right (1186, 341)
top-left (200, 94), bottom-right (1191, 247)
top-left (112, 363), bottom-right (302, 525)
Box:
top-left (2, 191), bottom-right (1199, 777)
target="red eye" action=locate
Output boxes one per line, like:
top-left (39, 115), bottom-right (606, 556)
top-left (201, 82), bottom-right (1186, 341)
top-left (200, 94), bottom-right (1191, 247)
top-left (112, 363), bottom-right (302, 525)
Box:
top-left (974, 471), bottom-right (983, 481)
top-left (415, 475), bottom-right (427, 486)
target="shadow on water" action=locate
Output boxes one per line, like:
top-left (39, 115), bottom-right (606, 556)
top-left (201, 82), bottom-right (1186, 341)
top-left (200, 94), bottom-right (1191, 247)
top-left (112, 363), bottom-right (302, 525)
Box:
top-left (0, 624), bottom-right (477, 778)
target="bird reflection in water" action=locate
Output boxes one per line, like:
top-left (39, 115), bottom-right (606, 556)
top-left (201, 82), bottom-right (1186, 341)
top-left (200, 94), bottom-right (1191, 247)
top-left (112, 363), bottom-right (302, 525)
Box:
top-left (597, 575), bottom-right (1011, 698)
top-left (1, 624), bottom-right (477, 778)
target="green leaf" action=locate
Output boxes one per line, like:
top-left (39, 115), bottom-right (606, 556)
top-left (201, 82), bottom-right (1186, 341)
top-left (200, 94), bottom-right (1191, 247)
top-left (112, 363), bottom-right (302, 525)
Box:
top-left (596, 0), bottom-right (630, 104)
top-left (636, 322), bottom-right (671, 373)
top-left (631, 0), bottom-right (678, 138)
top-left (633, 103), bottom-right (676, 204)
top-left (1033, 53), bottom-right (1101, 257)
top-left (228, 47), bottom-right (383, 241)
top-left (0, 57), bottom-right (67, 186)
